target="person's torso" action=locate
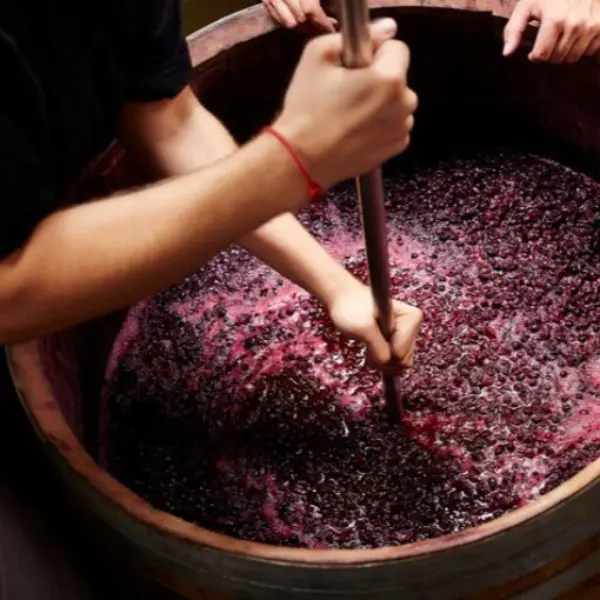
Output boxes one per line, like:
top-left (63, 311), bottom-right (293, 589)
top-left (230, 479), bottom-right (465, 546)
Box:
top-left (0, 0), bottom-right (126, 197)
top-left (0, 0), bottom-right (134, 406)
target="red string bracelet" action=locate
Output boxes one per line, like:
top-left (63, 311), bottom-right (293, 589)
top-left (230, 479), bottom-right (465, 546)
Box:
top-left (263, 126), bottom-right (323, 202)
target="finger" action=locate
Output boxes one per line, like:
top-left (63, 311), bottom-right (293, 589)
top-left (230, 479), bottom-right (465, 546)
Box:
top-left (270, 0), bottom-right (299, 28)
top-left (552, 17), bottom-right (588, 63)
top-left (362, 327), bottom-right (393, 367)
top-left (302, 0), bottom-right (336, 32)
top-left (405, 88), bottom-right (419, 117)
top-left (372, 37), bottom-right (411, 81)
top-left (552, 33), bottom-right (577, 63)
top-left (314, 18), bottom-right (398, 63)
top-left (284, 0), bottom-right (307, 23)
top-left (366, 355), bottom-right (411, 374)
top-left (395, 133), bottom-right (412, 156)
top-left (263, 1), bottom-right (280, 24)
top-left (367, 346), bottom-right (416, 372)
top-left (564, 30), bottom-right (594, 63)
top-left (503, 0), bottom-right (536, 56)
top-left (586, 33), bottom-right (600, 58)
top-left (315, 14), bottom-right (337, 33)
top-left (390, 304), bottom-right (423, 366)
top-left (357, 314), bottom-right (396, 367)
top-left (396, 347), bottom-right (415, 369)
top-left (529, 15), bottom-right (563, 61)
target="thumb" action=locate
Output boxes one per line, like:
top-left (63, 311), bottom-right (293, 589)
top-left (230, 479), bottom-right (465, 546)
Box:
top-left (316, 18), bottom-right (398, 63)
top-left (503, 0), bottom-right (536, 56)
top-left (362, 324), bottom-right (393, 367)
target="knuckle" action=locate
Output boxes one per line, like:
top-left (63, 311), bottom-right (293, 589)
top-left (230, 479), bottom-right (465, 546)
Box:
top-left (565, 17), bottom-right (585, 34)
top-left (406, 89), bottom-right (419, 113)
top-left (374, 44), bottom-right (410, 84)
top-left (405, 304), bottom-right (423, 321)
top-left (396, 133), bottom-right (411, 154)
top-left (545, 13), bottom-right (564, 28)
top-left (531, 47), bottom-right (551, 60)
top-left (375, 65), bottom-right (407, 89)
top-left (587, 40), bottom-right (600, 56)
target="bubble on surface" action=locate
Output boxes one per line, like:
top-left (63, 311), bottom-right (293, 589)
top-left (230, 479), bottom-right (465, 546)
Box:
top-left (102, 149), bottom-right (600, 549)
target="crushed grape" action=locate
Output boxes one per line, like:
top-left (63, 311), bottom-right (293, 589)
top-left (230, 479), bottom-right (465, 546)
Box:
top-left (102, 149), bottom-right (600, 549)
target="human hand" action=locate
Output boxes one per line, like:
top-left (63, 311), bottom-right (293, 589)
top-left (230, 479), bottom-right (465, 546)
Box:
top-left (503, 0), bottom-right (600, 63)
top-left (262, 0), bottom-right (337, 32)
top-left (273, 18), bottom-right (418, 189)
top-left (327, 281), bottom-right (423, 369)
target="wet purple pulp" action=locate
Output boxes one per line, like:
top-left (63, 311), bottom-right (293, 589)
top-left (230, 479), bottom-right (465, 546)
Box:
top-left (102, 149), bottom-right (600, 549)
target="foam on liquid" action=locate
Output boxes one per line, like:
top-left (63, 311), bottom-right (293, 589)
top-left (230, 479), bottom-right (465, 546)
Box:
top-left (102, 150), bottom-right (600, 549)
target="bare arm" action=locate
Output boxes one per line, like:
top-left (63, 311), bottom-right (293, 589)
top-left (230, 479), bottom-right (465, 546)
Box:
top-left (118, 86), bottom-right (359, 309)
top-left (0, 134), bottom-right (306, 343)
top-left (0, 23), bottom-right (421, 364)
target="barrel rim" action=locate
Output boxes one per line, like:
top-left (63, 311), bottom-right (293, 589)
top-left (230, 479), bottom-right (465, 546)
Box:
top-left (8, 0), bottom-right (600, 567)
top-left (185, 0), bottom-right (513, 66)
top-left (10, 336), bottom-right (600, 566)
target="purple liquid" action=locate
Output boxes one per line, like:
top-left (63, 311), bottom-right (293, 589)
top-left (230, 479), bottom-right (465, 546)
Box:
top-left (102, 149), bottom-right (600, 549)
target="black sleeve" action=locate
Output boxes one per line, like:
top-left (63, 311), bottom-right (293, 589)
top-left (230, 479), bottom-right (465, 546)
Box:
top-left (0, 111), bottom-right (56, 257)
top-left (112, 0), bottom-right (193, 102)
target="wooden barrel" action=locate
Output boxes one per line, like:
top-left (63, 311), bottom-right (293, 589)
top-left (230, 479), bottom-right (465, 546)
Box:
top-left (7, 2), bottom-right (600, 598)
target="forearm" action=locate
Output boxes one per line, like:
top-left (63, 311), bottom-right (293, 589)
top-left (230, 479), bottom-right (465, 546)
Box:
top-left (119, 90), bottom-right (359, 305)
top-left (240, 213), bottom-right (357, 305)
top-left (0, 135), bottom-right (306, 343)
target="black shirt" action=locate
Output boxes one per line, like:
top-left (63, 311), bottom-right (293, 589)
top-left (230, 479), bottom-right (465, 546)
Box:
top-left (0, 0), bottom-right (192, 257)
top-left (0, 0), bottom-right (192, 419)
